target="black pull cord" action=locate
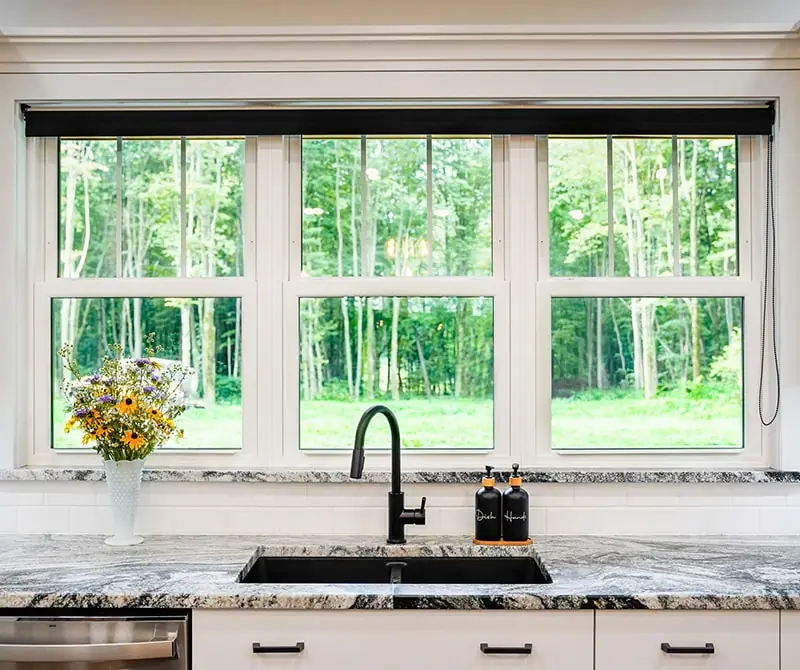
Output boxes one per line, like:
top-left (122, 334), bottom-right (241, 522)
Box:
top-left (758, 133), bottom-right (780, 426)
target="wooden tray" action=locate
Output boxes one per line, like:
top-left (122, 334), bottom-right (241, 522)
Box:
top-left (472, 538), bottom-right (532, 546)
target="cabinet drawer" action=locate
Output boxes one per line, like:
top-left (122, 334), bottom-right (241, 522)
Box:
top-left (193, 610), bottom-right (593, 670)
top-left (596, 611), bottom-right (779, 670)
top-left (781, 611), bottom-right (800, 669)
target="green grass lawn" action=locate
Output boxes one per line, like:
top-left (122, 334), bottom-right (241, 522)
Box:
top-left (52, 392), bottom-right (742, 452)
top-left (52, 400), bottom-right (243, 451)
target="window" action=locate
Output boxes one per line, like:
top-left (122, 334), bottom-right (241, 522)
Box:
top-left (25, 108), bottom-right (769, 468)
top-left (289, 136), bottom-right (503, 454)
top-left (34, 137), bottom-right (251, 461)
top-left (541, 136), bottom-right (758, 454)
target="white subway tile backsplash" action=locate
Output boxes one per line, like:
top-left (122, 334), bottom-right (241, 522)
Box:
top-left (17, 506), bottom-right (70, 534)
top-left (3, 479), bottom-right (800, 536)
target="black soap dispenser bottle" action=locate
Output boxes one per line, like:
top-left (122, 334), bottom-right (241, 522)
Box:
top-left (502, 463), bottom-right (530, 542)
top-left (475, 465), bottom-right (502, 542)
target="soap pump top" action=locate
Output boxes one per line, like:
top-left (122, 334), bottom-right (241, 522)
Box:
top-left (509, 463), bottom-right (522, 487)
top-left (482, 465), bottom-right (496, 488)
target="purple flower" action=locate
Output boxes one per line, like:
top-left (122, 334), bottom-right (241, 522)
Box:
top-left (74, 408), bottom-right (90, 417)
top-left (135, 358), bottom-right (151, 367)
top-left (88, 374), bottom-right (101, 383)
top-left (150, 371), bottom-right (160, 382)
top-left (142, 385), bottom-right (156, 394)
top-left (102, 377), bottom-right (114, 386)
top-left (97, 394), bottom-right (115, 404)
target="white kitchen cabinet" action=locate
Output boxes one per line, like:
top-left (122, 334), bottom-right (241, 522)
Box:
top-left (192, 610), bottom-right (593, 670)
top-left (781, 611), bottom-right (800, 669)
top-left (595, 611), bottom-right (779, 670)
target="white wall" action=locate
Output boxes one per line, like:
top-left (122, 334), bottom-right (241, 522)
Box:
top-left (1, 480), bottom-right (798, 535)
top-left (0, 0), bottom-right (797, 30)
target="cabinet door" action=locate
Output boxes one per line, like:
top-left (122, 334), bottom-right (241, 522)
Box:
top-left (596, 611), bottom-right (779, 670)
top-left (781, 611), bottom-right (800, 670)
top-left (192, 610), bottom-right (593, 670)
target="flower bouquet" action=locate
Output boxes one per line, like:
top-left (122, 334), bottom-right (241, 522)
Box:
top-left (58, 338), bottom-right (192, 545)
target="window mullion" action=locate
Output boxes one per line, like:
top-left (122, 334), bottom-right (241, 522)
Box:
top-left (115, 137), bottom-right (122, 279)
top-left (179, 136), bottom-right (187, 278)
top-left (360, 135), bottom-right (368, 278)
top-left (426, 135), bottom-right (433, 277)
top-left (672, 135), bottom-right (681, 276)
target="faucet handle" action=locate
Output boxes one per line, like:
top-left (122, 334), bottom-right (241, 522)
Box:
top-left (419, 496), bottom-right (427, 512)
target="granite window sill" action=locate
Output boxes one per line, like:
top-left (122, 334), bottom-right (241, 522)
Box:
top-left (0, 467), bottom-right (798, 484)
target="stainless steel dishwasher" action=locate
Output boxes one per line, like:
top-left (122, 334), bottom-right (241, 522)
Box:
top-left (0, 614), bottom-right (188, 669)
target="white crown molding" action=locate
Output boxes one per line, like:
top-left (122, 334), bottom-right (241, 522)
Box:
top-left (1, 23), bottom-right (798, 73)
top-left (1, 22), bottom-right (798, 39)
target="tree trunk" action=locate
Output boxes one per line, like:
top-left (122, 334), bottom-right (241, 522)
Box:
top-left (351, 152), bottom-right (363, 400)
top-left (688, 139), bottom-right (702, 381)
top-left (300, 307), bottom-right (311, 401)
top-left (233, 297), bottom-right (241, 378)
top-left (365, 302), bottom-right (376, 399)
top-left (619, 142), bottom-right (643, 391)
top-left (333, 146), bottom-right (354, 397)
top-left (132, 297), bottom-right (142, 358)
top-left (585, 298), bottom-right (594, 388)
top-left (596, 297), bottom-right (605, 389)
top-left (610, 299), bottom-right (627, 379)
top-left (202, 297), bottom-right (216, 407)
top-left (390, 297), bottom-right (401, 400)
top-left (642, 301), bottom-right (658, 399)
top-left (181, 303), bottom-right (192, 367)
top-left (415, 326), bottom-right (432, 398)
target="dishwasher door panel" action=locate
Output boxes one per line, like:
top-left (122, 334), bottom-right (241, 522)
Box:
top-left (0, 617), bottom-right (187, 670)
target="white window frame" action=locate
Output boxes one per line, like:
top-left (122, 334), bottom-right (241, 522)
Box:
top-left (27, 136), bottom-right (262, 467)
top-left (532, 135), bottom-right (768, 468)
top-left (24, 129), bottom-right (770, 469)
top-left (275, 135), bottom-right (513, 468)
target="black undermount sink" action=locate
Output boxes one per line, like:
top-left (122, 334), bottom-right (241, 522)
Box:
top-left (240, 556), bottom-right (551, 585)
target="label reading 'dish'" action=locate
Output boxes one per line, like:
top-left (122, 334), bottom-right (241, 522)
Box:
top-left (475, 510), bottom-right (497, 522)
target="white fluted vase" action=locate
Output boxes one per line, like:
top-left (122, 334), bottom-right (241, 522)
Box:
top-left (104, 459), bottom-right (145, 546)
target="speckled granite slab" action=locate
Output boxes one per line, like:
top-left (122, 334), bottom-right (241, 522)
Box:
top-left (2, 468), bottom-right (799, 484)
top-left (1, 534), bottom-right (799, 610)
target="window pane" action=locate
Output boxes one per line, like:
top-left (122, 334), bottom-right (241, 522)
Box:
top-left (59, 139), bottom-right (117, 278)
top-left (678, 138), bottom-right (738, 276)
top-left (299, 296), bottom-right (493, 449)
top-left (186, 139), bottom-right (246, 278)
top-left (52, 297), bottom-right (242, 450)
top-left (548, 138), bottom-right (609, 277)
top-left (59, 138), bottom-right (245, 279)
top-left (548, 136), bottom-right (738, 278)
top-left (301, 137), bottom-right (492, 277)
top-left (551, 297), bottom-right (743, 449)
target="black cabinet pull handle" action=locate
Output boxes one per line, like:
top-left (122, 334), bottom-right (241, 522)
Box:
top-left (661, 642), bottom-right (715, 655)
top-left (252, 642), bottom-right (305, 654)
top-left (480, 643), bottom-right (533, 655)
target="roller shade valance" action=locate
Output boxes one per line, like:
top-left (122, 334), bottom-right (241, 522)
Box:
top-left (23, 104), bottom-right (775, 138)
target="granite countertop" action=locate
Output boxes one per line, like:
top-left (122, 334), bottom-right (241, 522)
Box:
top-left (1, 534), bottom-right (799, 610)
top-left (3, 468), bottom-right (800, 484)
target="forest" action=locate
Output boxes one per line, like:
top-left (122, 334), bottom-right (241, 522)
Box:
top-left (54, 134), bottom-right (743, 451)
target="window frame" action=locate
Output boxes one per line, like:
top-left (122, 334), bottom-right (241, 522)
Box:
top-left (533, 135), bottom-right (767, 467)
top-left (28, 136), bottom-right (262, 467)
top-left (23, 128), bottom-right (770, 470)
top-left (276, 135), bottom-right (512, 468)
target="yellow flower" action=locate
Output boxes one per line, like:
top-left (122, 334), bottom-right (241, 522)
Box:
top-left (118, 395), bottom-right (138, 415)
top-left (147, 407), bottom-right (162, 422)
top-left (122, 430), bottom-right (145, 450)
top-left (81, 432), bottom-right (96, 445)
top-left (177, 429), bottom-right (185, 439)
top-left (94, 426), bottom-right (110, 439)
top-left (151, 360), bottom-right (161, 370)
top-left (64, 417), bottom-right (77, 433)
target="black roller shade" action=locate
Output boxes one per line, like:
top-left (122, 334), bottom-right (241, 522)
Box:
top-left (23, 105), bottom-right (775, 138)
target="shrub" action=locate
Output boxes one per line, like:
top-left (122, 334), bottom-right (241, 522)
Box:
top-left (215, 375), bottom-right (241, 403)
